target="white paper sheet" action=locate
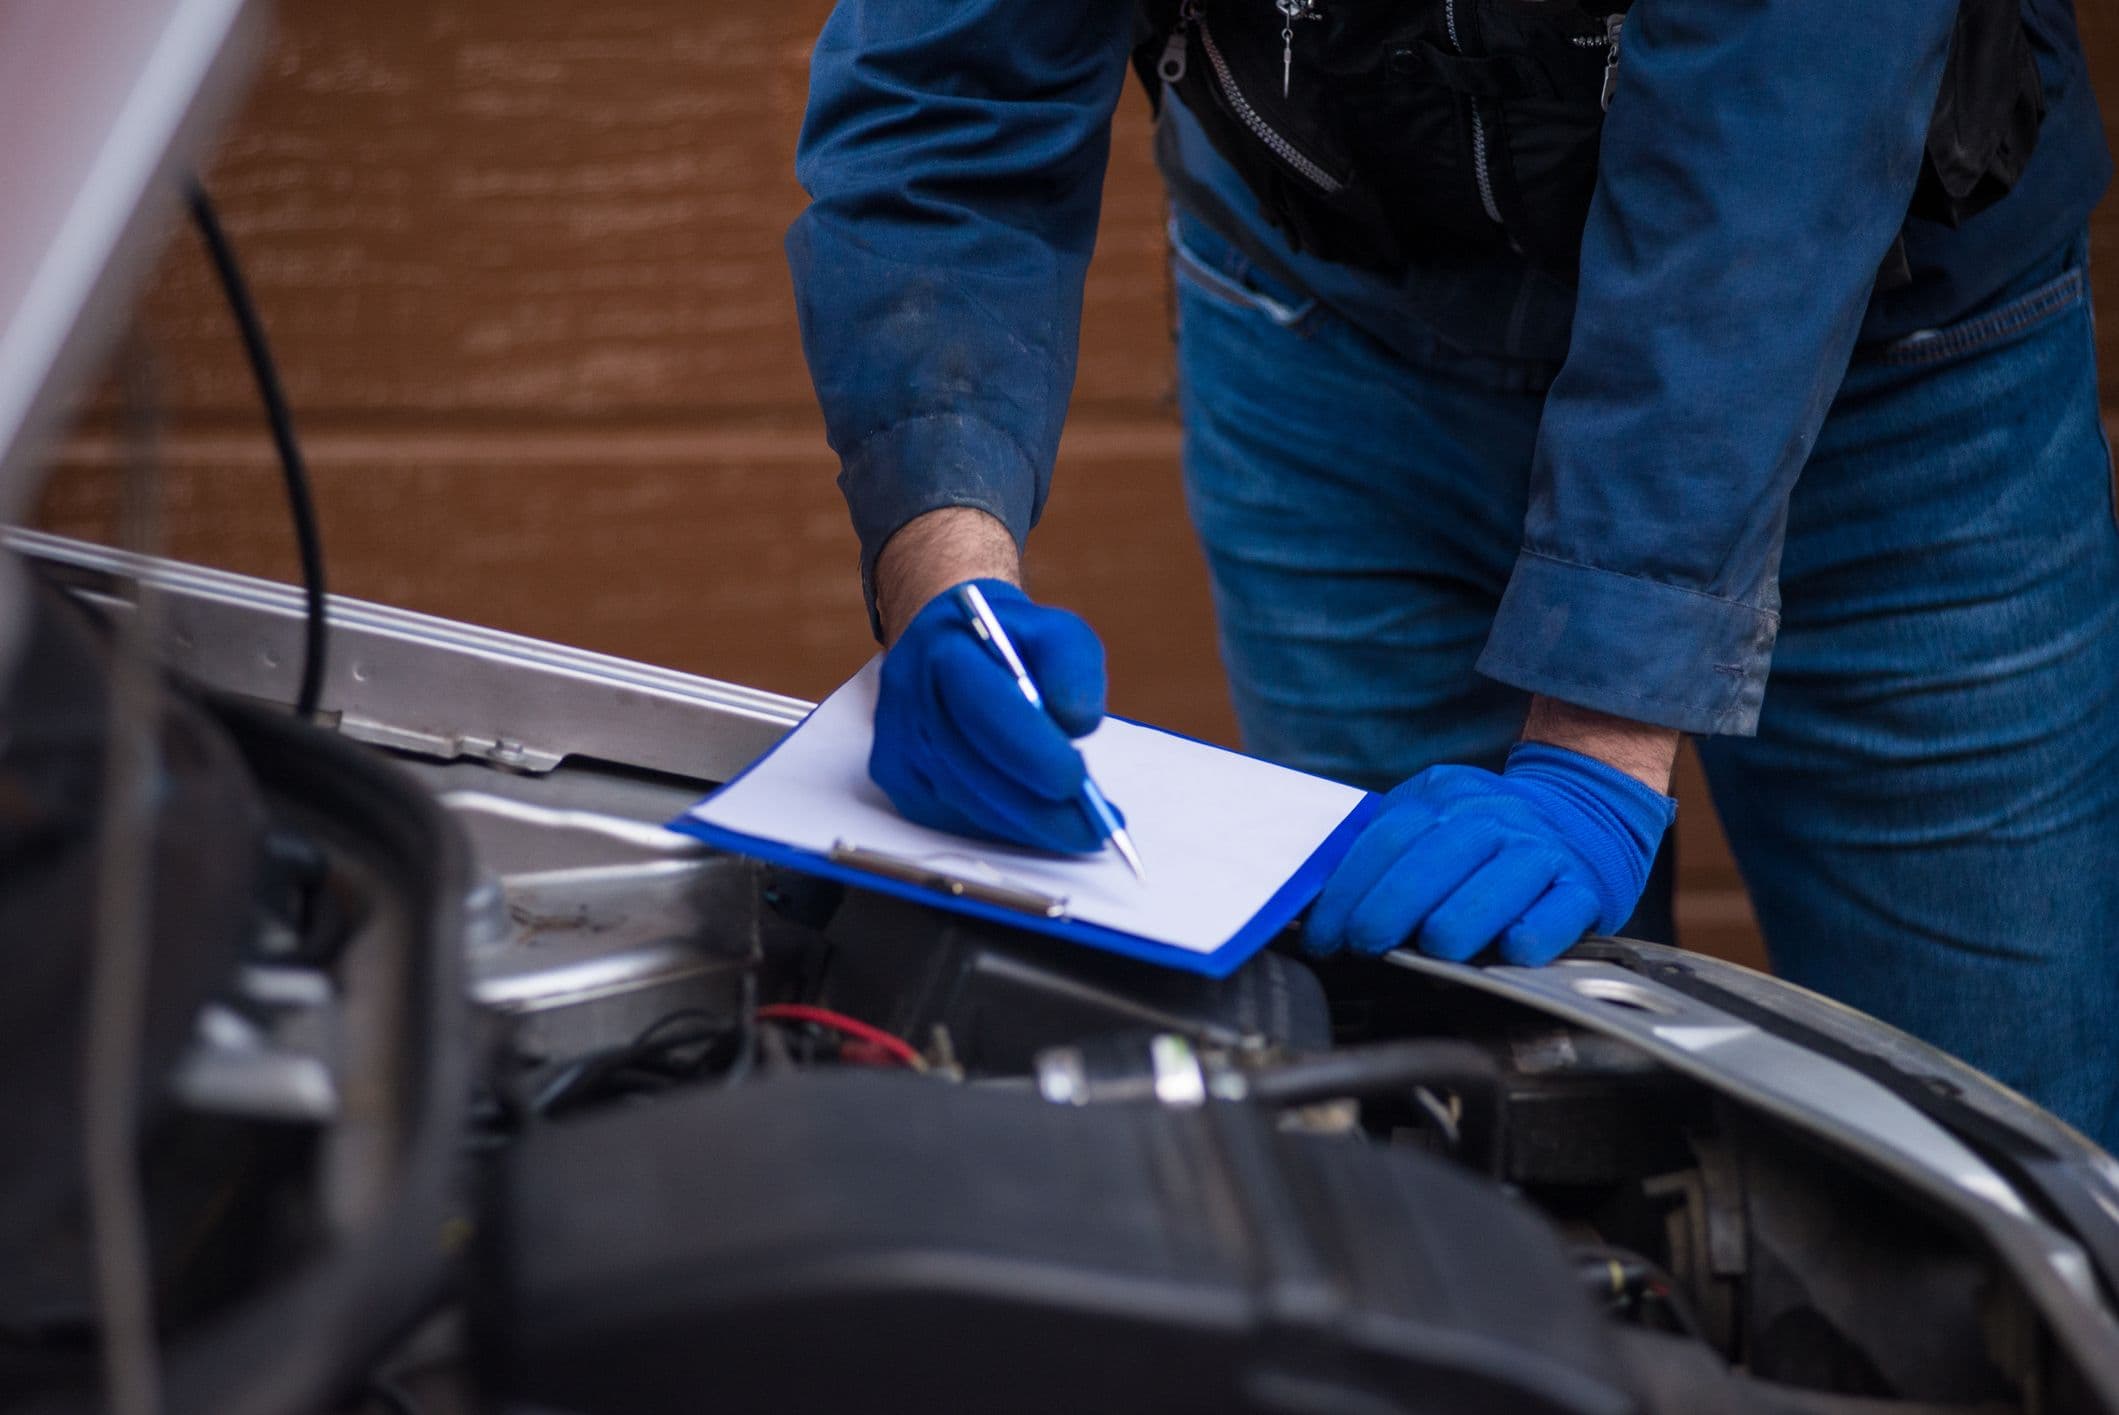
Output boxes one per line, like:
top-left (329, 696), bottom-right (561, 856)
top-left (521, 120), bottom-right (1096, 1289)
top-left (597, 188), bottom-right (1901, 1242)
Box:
top-left (684, 660), bottom-right (1368, 956)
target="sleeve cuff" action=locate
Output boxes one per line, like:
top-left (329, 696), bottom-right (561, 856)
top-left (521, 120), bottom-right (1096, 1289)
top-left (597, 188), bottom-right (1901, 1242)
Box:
top-left (1476, 548), bottom-right (1779, 737)
top-left (838, 413), bottom-right (1044, 640)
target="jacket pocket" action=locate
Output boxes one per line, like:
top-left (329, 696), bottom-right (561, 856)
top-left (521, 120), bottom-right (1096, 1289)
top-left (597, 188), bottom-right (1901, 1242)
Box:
top-left (1169, 215), bottom-right (1324, 332)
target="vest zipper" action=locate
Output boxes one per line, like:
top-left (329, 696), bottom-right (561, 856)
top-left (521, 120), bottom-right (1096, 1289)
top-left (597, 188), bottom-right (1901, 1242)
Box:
top-left (1193, 12), bottom-right (1346, 194)
top-left (1443, 0), bottom-right (1503, 226)
top-left (1158, 1), bottom-right (1196, 83)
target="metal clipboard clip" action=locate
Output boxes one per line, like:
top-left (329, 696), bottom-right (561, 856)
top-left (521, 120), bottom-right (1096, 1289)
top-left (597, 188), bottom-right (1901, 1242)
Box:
top-left (828, 840), bottom-right (1070, 921)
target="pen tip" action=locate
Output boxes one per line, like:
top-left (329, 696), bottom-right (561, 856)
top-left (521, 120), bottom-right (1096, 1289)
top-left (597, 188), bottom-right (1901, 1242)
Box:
top-left (1111, 828), bottom-right (1146, 882)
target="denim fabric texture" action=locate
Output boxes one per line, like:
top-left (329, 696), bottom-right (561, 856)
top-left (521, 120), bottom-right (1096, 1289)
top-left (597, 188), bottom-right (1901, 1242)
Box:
top-left (1174, 214), bottom-right (2119, 1148)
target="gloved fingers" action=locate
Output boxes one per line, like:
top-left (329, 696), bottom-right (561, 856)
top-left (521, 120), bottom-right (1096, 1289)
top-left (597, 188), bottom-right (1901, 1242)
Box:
top-left (877, 665), bottom-right (1089, 851)
top-left (1341, 819), bottom-right (1507, 957)
top-left (1303, 795), bottom-right (1446, 956)
top-left (913, 730), bottom-right (1107, 854)
top-left (1415, 844), bottom-right (1569, 963)
top-left (1499, 877), bottom-right (1602, 966)
top-left (927, 633), bottom-right (1089, 803)
top-left (867, 736), bottom-right (1008, 845)
top-left (1007, 601), bottom-right (1108, 739)
top-left (864, 724), bottom-right (1004, 847)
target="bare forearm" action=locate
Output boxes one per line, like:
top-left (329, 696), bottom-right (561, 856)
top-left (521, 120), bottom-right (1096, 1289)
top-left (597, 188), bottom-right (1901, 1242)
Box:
top-left (1521, 695), bottom-right (1680, 794)
top-left (874, 507), bottom-right (1022, 644)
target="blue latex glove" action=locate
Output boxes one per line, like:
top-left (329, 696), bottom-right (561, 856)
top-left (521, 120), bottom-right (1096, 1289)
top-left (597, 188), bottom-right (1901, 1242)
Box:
top-left (870, 579), bottom-right (1116, 854)
top-left (1307, 743), bottom-right (1676, 966)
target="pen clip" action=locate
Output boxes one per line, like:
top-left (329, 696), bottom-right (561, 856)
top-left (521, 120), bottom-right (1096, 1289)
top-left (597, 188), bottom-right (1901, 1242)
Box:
top-left (829, 840), bottom-right (1071, 920)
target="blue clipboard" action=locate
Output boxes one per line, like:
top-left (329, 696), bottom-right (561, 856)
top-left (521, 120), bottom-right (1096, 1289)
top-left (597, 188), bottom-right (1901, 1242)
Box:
top-left (667, 705), bottom-right (1381, 980)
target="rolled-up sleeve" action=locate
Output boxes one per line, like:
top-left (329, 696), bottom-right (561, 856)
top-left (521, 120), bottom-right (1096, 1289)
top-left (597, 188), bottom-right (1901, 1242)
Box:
top-left (1477, 0), bottom-right (1959, 735)
top-left (787, 0), bottom-right (1137, 630)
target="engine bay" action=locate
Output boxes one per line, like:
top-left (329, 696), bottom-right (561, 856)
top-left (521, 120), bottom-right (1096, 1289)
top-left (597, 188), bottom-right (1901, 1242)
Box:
top-left (7, 552), bottom-right (2119, 1415)
top-left (461, 800), bottom-right (2108, 1415)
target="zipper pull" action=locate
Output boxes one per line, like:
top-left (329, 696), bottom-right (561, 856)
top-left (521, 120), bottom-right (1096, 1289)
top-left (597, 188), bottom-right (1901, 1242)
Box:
top-left (1600, 13), bottom-right (1624, 112)
top-left (1275, 0), bottom-right (1322, 98)
top-left (1160, 1), bottom-right (1201, 84)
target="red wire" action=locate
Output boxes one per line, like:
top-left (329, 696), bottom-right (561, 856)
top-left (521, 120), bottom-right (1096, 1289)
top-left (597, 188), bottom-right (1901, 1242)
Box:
top-left (755, 1004), bottom-right (924, 1070)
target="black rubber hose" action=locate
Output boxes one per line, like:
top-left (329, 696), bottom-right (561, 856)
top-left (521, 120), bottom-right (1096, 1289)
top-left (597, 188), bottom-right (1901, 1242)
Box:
top-left (186, 182), bottom-right (329, 720)
top-left (1247, 1040), bottom-right (1504, 1171)
top-left (1245, 1039), bottom-right (1497, 1106)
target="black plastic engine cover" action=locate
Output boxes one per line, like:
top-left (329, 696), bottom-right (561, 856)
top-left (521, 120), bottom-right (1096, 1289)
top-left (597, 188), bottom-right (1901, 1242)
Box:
top-left (479, 1072), bottom-right (1638, 1415)
top-left (791, 884), bottom-right (1333, 1075)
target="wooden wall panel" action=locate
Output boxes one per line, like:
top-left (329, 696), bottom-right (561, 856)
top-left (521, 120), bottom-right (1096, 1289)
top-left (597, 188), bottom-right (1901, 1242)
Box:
top-left (36, 424), bottom-right (1229, 729)
top-left (81, 1), bottom-right (1177, 424)
top-left (2083, 0), bottom-right (2118, 407)
top-left (102, 5), bottom-right (821, 419)
top-left (31, 1), bottom-right (2119, 971)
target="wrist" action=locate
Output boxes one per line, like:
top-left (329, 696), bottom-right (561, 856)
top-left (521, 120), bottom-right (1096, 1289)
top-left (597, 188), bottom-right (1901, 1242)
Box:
top-left (1519, 695), bottom-right (1680, 795)
top-left (875, 507), bottom-right (1022, 644)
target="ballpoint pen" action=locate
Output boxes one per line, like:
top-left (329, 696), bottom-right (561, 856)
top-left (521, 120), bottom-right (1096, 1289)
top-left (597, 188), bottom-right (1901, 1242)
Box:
top-left (954, 583), bottom-right (1147, 882)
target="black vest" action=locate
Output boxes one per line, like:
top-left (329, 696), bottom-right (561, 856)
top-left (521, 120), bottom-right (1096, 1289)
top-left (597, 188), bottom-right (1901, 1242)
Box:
top-left (1133, 0), bottom-right (2045, 283)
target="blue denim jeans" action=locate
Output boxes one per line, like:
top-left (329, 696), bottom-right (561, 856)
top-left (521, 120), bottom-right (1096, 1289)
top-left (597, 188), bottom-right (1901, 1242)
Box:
top-left (1172, 213), bottom-right (2119, 1150)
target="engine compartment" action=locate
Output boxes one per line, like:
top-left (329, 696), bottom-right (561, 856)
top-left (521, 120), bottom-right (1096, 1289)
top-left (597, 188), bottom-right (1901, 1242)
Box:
top-left (468, 858), bottom-right (2086, 1414)
top-left (6, 558), bottom-right (2119, 1415)
top-left (430, 740), bottom-right (2119, 1413)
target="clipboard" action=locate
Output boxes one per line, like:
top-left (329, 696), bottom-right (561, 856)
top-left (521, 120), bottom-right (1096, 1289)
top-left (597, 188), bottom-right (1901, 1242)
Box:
top-left (667, 661), bottom-right (1379, 979)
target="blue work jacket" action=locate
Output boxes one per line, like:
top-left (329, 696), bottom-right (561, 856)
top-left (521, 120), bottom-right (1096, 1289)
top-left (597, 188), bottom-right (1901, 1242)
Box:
top-left (786, 0), bottom-right (2110, 736)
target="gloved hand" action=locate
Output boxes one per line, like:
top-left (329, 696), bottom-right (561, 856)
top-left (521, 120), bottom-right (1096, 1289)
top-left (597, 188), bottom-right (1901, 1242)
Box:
top-left (870, 579), bottom-right (1115, 853)
top-left (1306, 742), bottom-right (1675, 966)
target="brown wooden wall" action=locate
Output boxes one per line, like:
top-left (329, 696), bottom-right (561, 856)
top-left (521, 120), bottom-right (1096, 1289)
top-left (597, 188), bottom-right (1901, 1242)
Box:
top-left (32, 2), bottom-right (2119, 969)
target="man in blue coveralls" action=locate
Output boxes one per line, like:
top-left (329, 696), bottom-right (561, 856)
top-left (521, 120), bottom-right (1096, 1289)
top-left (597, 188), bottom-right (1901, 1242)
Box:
top-left (784, 0), bottom-right (2119, 1147)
